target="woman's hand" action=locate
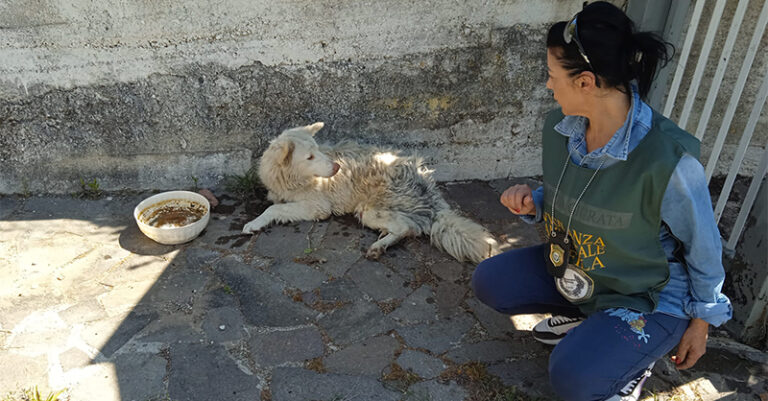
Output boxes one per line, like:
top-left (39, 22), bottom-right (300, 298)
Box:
top-left (672, 318), bottom-right (709, 369)
top-left (500, 185), bottom-right (536, 216)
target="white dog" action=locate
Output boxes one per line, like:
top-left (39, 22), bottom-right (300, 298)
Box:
top-left (242, 122), bottom-right (500, 264)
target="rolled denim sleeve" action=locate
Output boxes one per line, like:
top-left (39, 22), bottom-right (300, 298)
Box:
top-left (661, 155), bottom-right (733, 327)
top-left (520, 185), bottom-right (544, 224)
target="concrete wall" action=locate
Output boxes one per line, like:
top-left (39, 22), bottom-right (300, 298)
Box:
top-left (0, 0), bottom-right (624, 194)
top-left (724, 176), bottom-right (767, 349)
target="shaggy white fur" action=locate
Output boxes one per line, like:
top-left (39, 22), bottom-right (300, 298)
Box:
top-left (242, 122), bottom-right (500, 264)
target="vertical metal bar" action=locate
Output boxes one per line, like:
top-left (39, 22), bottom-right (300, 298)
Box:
top-left (647, 0), bottom-right (691, 111)
top-left (678, 0), bottom-right (727, 129)
top-left (727, 146), bottom-right (768, 251)
top-left (714, 66), bottom-right (768, 224)
top-left (663, 0), bottom-right (705, 117)
top-left (693, 0), bottom-right (749, 141)
top-left (705, 0), bottom-right (768, 182)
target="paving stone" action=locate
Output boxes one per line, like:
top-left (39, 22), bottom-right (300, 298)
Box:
top-left (112, 352), bottom-right (167, 401)
top-left (488, 357), bottom-right (558, 399)
top-left (318, 301), bottom-right (396, 346)
top-left (0, 196), bottom-right (20, 220)
top-left (202, 306), bottom-right (245, 343)
top-left (66, 363), bottom-right (121, 401)
top-left (204, 286), bottom-right (240, 309)
top-left (466, 297), bottom-right (517, 339)
top-left (323, 335), bottom-right (400, 376)
top-left (196, 210), bottom-right (253, 251)
top-left (82, 310), bottom-right (158, 358)
top-left (60, 347), bottom-right (92, 372)
top-left (397, 350), bottom-right (447, 379)
top-left (313, 217), bottom-right (362, 273)
top-left (429, 258), bottom-right (466, 282)
top-left (434, 281), bottom-right (467, 317)
top-left (97, 279), bottom-right (158, 316)
top-left (347, 258), bottom-right (410, 301)
top-left (145, 264), bottom-right (211, 307)
top-left (270, 367), bottom-right (401, 401)
top-left (487, 177), bottom-right (539, 195)
top-left (117, 223), bottom-right (180, 256)
top-left (312, 249), bottom-right (361, 277)
top-left (389, 285), bottom-right (438, 325)
top-left (302, 277), bottom-right (365, 307)
top-left (379, 240), bottom-right (423, 281)
top-left (444, 340), bottom-right (531, 364)
top-left (272, 261), bottom-right (328, 291)
top-left (182, 247), bottom-right (223, 267)
top-left (441, 181), bottom-right (544, 247)
top-left (134, 314), bottom-right (203, 344)
top-left (397, 313), bottom-right (476, 354)
top-left (302, 219), bottom-right (331, 248)
top-left (168, 342), bottom-right (261, 401)
top-left (19, 196), bottom-right (130, 224)
top-left (6, 310), bottom-right (68, 357)
top-left (251, 223), bottom-right (314, 260)
top-left (59, 299), bottom-right (108, 324)
top-left (216, 255), bottom-right (314, 326)
top-left (404, 379), bottom-right (468, 401)
top-left (14, 231), bottom-right (94, 272)
top-left (0, 353), bottom-right (50, 393)
top-left (248, 326), bottom-right (325, 367)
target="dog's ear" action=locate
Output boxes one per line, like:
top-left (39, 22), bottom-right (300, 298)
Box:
top-left (278, 139), bottom-right (295, 165)
top-left (305, 122), bottom-right (324, 136)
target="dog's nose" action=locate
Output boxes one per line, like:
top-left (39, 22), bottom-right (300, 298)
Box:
top-left (332, 162), bottom-right (341, 175)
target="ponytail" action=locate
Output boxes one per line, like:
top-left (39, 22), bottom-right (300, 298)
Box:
top-left (631, 32), bottom-right (673, 98)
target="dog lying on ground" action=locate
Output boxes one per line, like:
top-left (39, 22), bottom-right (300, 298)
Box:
top-left (242, 122), bottom-right (500, 264)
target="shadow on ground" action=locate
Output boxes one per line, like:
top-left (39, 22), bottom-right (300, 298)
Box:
top-left (0, 179), bottom-right (765, 401)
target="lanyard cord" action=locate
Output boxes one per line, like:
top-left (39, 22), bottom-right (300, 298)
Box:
top-left (550, 147), bottom-right (606, 244)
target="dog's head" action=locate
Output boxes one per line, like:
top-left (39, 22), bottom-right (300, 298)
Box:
top-left (260, 122), bottom-right (340, 181)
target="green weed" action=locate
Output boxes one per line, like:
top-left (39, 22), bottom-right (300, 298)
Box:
top-left (224, 168), bottom-right (262, 199)
top-left (76, 178), bottom-right (102, 199)
top-left (1, 386), bottom-right (66, 401)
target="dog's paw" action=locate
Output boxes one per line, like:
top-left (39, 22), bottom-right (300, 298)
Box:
top-left (242, 219), bottom-right (267, 234)
top-left (365, 246), bottom-right (383, 260)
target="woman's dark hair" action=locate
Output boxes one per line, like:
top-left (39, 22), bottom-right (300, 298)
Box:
top-left (546, 1), bottom-right (673, 99)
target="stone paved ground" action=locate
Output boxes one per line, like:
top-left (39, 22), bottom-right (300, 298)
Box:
top-left (1, 180), bottom-right (766, 401)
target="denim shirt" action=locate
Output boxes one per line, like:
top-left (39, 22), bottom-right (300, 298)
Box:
top-left (525, 86), bottom-right (733, 326)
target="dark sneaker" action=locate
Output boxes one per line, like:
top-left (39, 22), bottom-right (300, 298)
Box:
top-left (606, 362), bottom-right (655, 401)
top-left (530, 315), bottom-right (584, 345)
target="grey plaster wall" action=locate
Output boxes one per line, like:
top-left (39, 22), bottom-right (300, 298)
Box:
top-left (724, 176), bottom-right (767, 349)
top-left (0, 0), bottom-right (622, 194)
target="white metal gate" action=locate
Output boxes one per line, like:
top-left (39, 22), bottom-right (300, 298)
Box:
top-left (660, 0), bottom-right (768, 252)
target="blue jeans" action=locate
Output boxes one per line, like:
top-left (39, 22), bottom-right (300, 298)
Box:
top-left (472, 244), bottom-right (690, 401)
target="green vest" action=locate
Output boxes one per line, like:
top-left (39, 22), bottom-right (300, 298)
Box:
top-left (541, 109), bottom-right (700, 315)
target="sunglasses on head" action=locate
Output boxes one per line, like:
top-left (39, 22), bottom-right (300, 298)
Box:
top-left (563, 14), bottom-right (595, 72)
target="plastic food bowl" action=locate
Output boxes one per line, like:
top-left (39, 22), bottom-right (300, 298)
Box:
top-left (133, 191), bottom-right (211, 245)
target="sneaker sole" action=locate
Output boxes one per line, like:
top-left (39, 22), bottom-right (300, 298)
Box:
top-left (532, 330), bottom-right (566, 345)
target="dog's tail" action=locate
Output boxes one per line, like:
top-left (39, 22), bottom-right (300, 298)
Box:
top-left (430, 209), bottom-right (500, 264)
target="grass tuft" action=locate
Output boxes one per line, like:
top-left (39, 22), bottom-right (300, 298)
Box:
top-left (2, 386), bottom-right (67, 401)
top-left (224, 168), bottom-right (263, 199)
top-left (440, 362), bottom-right (542, 401)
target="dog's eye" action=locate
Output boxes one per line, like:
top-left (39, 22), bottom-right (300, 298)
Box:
top-left (307, 154), bottom-right (314, 160)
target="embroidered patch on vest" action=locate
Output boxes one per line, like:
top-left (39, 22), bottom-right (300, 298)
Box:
top-left (555, 264), bottom-right (594, 302)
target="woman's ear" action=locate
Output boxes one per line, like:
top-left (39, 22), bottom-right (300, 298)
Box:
top-left (575, 71), bottom-right (597, 90)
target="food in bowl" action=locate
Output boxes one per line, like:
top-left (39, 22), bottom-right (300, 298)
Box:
top-left (133, 191), bottom-right (211, 245)
top-left (139, 199), bottom-right (207, 228)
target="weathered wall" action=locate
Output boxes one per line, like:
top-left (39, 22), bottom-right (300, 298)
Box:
top-left (0, 0), bottom-right (617, 194)
top-left (724, 176), bottom-right (767, 349)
